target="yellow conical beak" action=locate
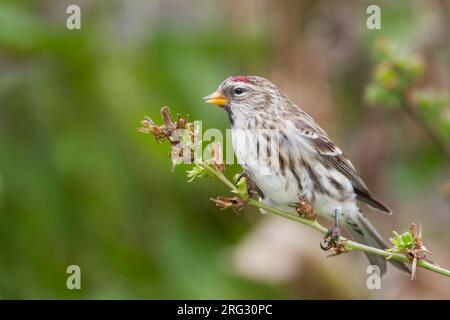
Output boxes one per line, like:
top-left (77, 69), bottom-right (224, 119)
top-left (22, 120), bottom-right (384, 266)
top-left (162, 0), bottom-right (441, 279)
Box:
top-left (203, 90), bottom-right (228, 106)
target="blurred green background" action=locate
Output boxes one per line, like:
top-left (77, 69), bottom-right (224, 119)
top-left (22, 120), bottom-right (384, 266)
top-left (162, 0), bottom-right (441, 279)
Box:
top-left (0, 0), bottom-right (449, 299)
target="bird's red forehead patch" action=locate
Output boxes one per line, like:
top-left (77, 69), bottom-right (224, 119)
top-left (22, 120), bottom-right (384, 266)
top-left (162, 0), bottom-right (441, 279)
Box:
top-left (229, 76), bottom-right (252, 83)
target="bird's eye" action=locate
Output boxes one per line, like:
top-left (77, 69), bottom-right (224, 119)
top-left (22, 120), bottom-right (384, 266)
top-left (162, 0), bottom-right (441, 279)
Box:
top-left (234, 87), bottom-right (245, 95)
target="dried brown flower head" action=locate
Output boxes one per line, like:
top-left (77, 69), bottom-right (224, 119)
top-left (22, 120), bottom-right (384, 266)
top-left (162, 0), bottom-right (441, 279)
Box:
top-left (210, 196), bottom-right (247, 212)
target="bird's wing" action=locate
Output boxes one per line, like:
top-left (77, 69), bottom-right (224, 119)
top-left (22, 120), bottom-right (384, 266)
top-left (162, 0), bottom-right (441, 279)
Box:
top-left (289, 112), bottom-right (391, 214)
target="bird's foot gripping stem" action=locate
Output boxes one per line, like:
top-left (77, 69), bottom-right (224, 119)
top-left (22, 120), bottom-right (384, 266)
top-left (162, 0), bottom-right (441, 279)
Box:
top-left (320, 208), bottom-right (348, 256)
top-left (236, 172), bottom-right (262, 199)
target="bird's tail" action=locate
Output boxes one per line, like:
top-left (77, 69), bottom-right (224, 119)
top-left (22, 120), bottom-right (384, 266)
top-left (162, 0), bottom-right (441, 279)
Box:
top-left (344, 214), bottom-right (410, 276)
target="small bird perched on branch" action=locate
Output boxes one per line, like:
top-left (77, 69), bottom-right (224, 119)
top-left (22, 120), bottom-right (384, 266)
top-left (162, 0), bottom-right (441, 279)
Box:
top-left (204, 75), bottom-right (409, 275)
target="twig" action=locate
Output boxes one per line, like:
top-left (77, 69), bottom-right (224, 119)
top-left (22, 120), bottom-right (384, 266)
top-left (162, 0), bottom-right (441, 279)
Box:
top-left (200, 162), bottom-right (450, 278)
top-left (140, 107), bottom-right (450, 279)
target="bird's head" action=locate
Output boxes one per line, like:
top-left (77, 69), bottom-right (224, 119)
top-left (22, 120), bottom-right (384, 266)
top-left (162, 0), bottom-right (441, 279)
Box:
top-left (203, 76), bottom-right (280, 114)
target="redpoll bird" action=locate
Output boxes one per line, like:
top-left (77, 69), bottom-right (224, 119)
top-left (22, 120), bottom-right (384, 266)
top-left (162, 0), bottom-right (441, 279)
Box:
top-left (204, 75), bottom-right (409, 275)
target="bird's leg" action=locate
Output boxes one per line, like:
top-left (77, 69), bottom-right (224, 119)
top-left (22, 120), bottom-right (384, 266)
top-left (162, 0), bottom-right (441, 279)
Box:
top-left (320, 208), bottom-right (347, 254)
top-left (294, 197), bottom-right (316, 220)
top-left (236, 172), bottom-right (262, 199)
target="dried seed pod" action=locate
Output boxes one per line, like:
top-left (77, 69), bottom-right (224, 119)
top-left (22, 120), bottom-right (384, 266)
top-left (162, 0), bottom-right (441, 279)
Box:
top-left (210, 196), bottom-right (246, 211)
top-left (139, 106), bottom-right (196, 169)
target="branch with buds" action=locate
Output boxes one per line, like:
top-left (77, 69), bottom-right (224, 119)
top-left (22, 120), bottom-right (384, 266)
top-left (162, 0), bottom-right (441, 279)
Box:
top-left (139, 106), bottom-right (450, 279)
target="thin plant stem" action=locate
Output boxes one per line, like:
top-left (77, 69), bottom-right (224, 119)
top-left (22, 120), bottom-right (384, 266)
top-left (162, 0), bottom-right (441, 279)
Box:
top-left (200, 162), bottom-right (450, 278)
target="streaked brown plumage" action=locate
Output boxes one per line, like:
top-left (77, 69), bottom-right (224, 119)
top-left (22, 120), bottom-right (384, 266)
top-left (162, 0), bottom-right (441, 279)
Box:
top-left (204, 75), bottom-right (410, 275)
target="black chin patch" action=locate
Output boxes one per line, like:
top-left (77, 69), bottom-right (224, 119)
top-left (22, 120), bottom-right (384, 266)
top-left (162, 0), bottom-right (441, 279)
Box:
top-left (224, 106), bottom-right (234, 126)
